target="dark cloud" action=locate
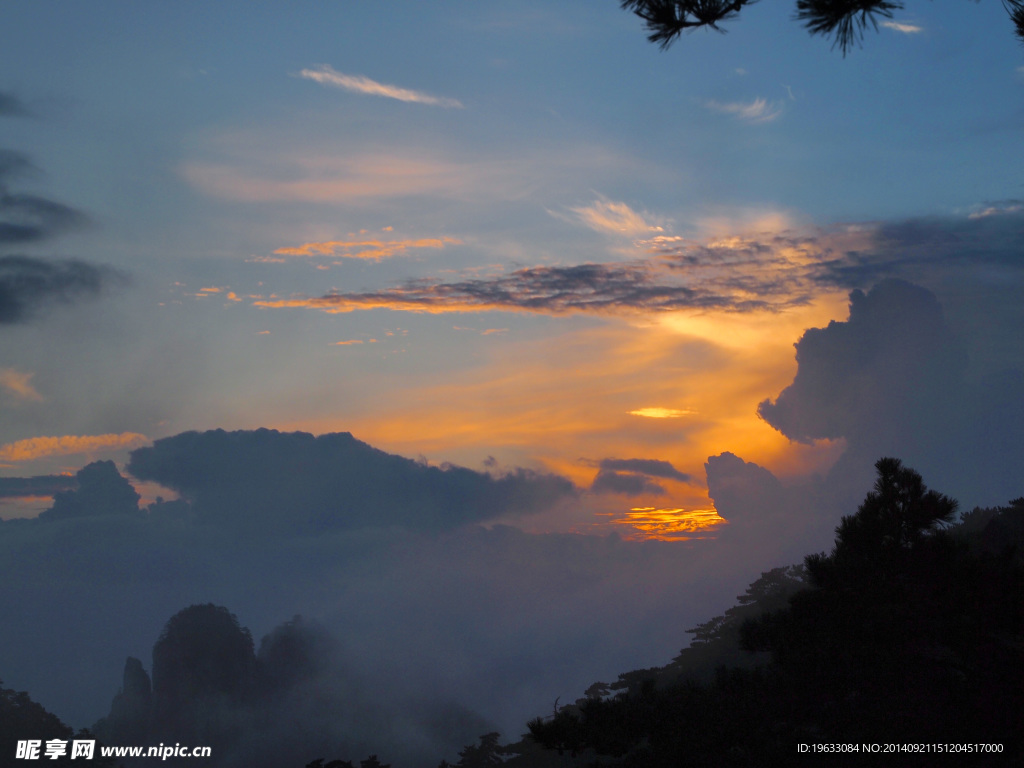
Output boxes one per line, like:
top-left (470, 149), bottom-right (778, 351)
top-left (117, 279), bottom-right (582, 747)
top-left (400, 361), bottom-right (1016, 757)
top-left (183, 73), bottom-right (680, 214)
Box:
top-left (0, 91), bottom-right (29, 117)
top-left (598, 457), bottom-right (691, 482)
top-left (0, 192), bottom-right (87, 245)
top-left (0, 474), bottom-right (76, 499)
top-left (0, 256), bottom-right (121, 323)
top-left (0, 96), bottom-right (117, 323)
top-left (0, 150), bottom-right (36, 182)
top-left (704, 452), bottom-right (783, 522)
top-left (589, 457), bottom-right (692, 496)
top-left (37, 460), bottom-right (140, 522)
top-left (591, 469), bottom-right (666, 496)
top-left (757, 279), bottom-right (1024, 508)
top-left (810, 203), bottom-right (1024, 289)
top-left (758, 279), bottom-right (966, 444)
top-left (126, 428), bottom-right (577, 532)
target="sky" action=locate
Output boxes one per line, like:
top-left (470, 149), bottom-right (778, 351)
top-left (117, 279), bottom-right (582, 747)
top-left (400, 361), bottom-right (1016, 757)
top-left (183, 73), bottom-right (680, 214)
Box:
top-left (1, 1), bottom-right (1023, 761)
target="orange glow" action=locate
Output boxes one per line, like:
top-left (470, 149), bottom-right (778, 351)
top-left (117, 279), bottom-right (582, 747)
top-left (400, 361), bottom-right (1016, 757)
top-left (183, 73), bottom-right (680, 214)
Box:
top-left (253, 295), bottom-right (517, 315)
top-left (607, 506), bottom-right (727, 541)
top-left (0, 433), bottom-right (149, 462)
top-left (273, 237), bottom-right (460, 261)
top-left (629, 407), bottom-right (693, 419)
top-left (265, 286), bottom-right (856, 538)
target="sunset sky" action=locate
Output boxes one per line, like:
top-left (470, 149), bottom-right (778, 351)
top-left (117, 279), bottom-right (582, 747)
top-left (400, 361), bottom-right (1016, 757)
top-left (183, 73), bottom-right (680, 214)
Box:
top-left (2, 2), bottom-right (1018, 527)
top-left (2, 3), bottom-right (1024, 747)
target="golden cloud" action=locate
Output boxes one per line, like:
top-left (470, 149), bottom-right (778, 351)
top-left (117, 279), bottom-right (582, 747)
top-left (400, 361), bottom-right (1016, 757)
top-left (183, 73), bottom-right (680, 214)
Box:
top-left (273, 236), bottom-right (460, 261)
top-left (0, 369), bottom-right (44, 402)
top-left (0, 433), bottom-right (149, 462)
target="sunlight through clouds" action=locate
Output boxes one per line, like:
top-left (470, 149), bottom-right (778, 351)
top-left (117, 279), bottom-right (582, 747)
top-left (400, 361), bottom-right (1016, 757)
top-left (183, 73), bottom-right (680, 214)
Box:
top-left (606, 506), bottom-right (726, 541)
top-left (628, 407), bottom-right (693, 418)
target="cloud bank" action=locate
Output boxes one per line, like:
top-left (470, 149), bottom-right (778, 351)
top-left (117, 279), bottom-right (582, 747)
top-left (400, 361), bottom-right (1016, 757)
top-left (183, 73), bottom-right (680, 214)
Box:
top-left (250, 206), bottom-right (1024, 318)
top-left (126, 428), bottom-right (576, 533)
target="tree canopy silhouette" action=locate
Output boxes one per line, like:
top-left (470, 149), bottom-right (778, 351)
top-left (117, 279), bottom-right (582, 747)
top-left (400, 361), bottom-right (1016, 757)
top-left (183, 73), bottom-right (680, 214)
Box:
top-left (527, 457), bottom-right (1024, 765)
top-left (621, 0), bottom-right (1024, 55)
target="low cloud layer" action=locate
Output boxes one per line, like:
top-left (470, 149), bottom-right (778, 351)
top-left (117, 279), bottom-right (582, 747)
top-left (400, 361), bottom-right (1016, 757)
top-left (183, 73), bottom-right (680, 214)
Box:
top-left (0, 445), bottom-right (746, 763)
top-left (126, 428), bottom-right (577, 532)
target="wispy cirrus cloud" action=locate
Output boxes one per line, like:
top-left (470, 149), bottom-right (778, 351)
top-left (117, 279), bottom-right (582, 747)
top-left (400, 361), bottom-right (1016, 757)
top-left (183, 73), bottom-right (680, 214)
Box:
top-left (880, 20), bottom-right (923, 34)
top-left (567, 198), bottom-right (664, 237)
top-left (0, 369), bottom-right (44, 402)
top-left (273, 236), bottom-right (461, 262)
top-left (299, 65), bottom-right (463, 108)
top-left (0, 432), bottom-right (148, 462)
top-left (704, 97), bottom-right (782, 123)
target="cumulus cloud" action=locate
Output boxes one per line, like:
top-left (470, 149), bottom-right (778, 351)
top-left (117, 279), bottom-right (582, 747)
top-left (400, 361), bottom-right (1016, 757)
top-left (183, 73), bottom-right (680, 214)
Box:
top-left (758, 279), bottom-right (964, 444)
top-left (299, 65), bottom-right (463, 108)
top-left (126, 428), bottom-right (576, 532)
top-left (0, 432), bottom-right (149, 462)
top-left (704, 97), bottom-right (782, 123)
top-left (757, 279), bottom-right (1024, 508)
